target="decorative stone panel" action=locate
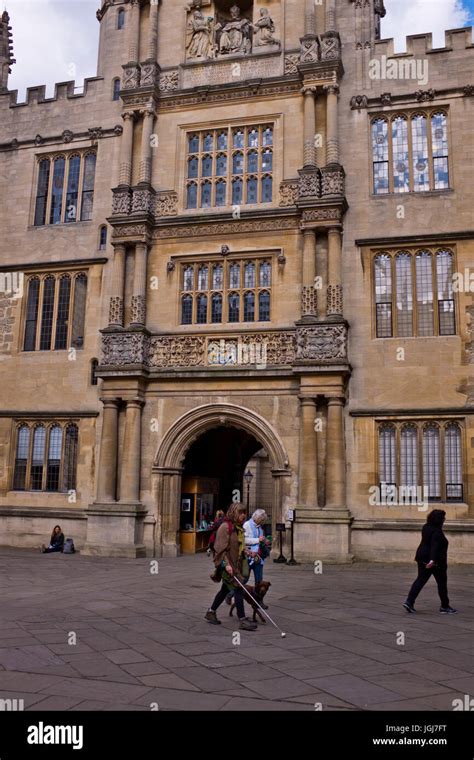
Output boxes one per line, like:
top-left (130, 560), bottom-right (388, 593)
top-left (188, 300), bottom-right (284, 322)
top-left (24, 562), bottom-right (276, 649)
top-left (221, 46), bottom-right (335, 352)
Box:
top-left (296, 323), bottom-right (347, 362)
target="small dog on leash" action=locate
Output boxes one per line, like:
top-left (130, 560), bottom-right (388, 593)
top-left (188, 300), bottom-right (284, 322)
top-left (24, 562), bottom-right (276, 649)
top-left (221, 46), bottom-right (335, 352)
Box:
top-left (229, 581), bottom-right (271, 623)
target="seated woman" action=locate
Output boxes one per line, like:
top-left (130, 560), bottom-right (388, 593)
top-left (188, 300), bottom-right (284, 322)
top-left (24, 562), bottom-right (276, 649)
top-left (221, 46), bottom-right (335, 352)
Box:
top-left (41, 525), bottom-right (65, 554)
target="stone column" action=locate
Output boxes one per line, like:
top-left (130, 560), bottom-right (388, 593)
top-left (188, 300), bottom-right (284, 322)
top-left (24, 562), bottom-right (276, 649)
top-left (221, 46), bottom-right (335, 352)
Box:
top-left (139, 109), bottom-right (155, 184)
top-left (119, 112), bottom-right (135, 186)
top-left (147, 0), bottom-right (159, 60)
top-left (324, 84), bottom-right (340, 165)
top-left (299, 397), bottom-right (319, 508)
top-left (326, 0), bottom-right (336, 31)
top-left (327, 227), bottom-right (343, 318)
top-left (119, 399), bottom-right (144, 503)
top-left (301, 229), bottom-right (317, 319)
top-left (130, 243), bottom-right (148, 326)
top-left (303, 86), bottom-right (317, 168)
top-left (325, 397), bottom-right (346, 509)
top-left (305, 0), bottom-right (316, 35)
top-left (109, 244), bottom-right (126, 327)
top-left (128, 0), bottom-right (141, 62)
top-left (96, 398), bottom-right (119, 503)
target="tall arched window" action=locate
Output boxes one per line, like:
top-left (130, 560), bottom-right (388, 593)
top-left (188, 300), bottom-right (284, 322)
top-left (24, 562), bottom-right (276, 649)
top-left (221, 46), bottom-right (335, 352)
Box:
top-left (80, 154), bottom-right (97, 221)
top-left (259, 291), bottom-right (270, 321)
top-left (183, 266), bottom-right (194, 291)
top-left (211, 293), bottom-right (222, 323)
top-left (379, 425), bottom-right (396, 486)
top-left (259, 261), bottom-right (271, 287)
top-left (198, 266), bottom-right (208, 291)
top-left (196, 294), bottom-right (208, 324)
top-left (374, 254), bottom-right (392, 337)
top-left (244, 262), bottom-right (255, 288)
top-left (64, 424), bottom-right (79, 491)
top-left (65, 154), bottom-right (81, 223)
top-left (400, 425), bottom-right (417, 489)
top-left (228, 292), bottom-right (239, 322)
top-left (46, 426), bottom-right (63, 491)
top-left (71, 273), bottom-right (87, 349)
top-left (431, 112), bottom-right (449, 190)
top-left (34, 159), bottom-right (51, 226)
top-left (90, 358), bottom-right (99, 386)
top-left (372, 118), bottom-right (389, 194)
top-left (13, 425), bottom-right (30, 490)
top-left (117, 7), bottom-right (125, 29)
top-left (395, 252), bottom-right (413, 337)
top-left (436, 250), bottom-right (455, 335)
top-left (445, 423), bottom-right (462, 501)
top-left (50, 157), bottom-right (66, 224)
top-left (412, 114), bottom-right (429, 192)
top-left (212, 265), bottom-right (223, 290)
top-left (423, 424), bottom-right (440, 500)
top-left (243, 291), bottom-right (255, 321)
top-left (181, 294), bottom-right (193, 324)
top-left (99, 225), bottom-right (107, 250)
top-left (31, 425), bottom-right (46, 490)
top-left (39, 276), bottom-right (56, 351)
top-left (229, 263), bottom-right (240, 289)
top-left (415, 251), bottom-right (434, 336)
top-left (392, 116), bottom-right (409, 193)
top-left (24, 278), bottom-right (40, 351)
top-left (113, 78), bottom-right (121, 101)
top-left (54, 275), bottom-right (72, 350)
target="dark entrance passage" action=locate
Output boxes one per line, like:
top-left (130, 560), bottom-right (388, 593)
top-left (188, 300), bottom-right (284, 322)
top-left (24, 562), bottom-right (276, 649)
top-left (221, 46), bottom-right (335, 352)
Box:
top-left (179, 425), bottom-right (266, 553)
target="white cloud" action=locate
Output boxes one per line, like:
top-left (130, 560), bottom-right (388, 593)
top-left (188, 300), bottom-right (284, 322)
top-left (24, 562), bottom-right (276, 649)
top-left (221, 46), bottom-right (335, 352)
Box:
top-left (382, 0), bottom-right (471, 51)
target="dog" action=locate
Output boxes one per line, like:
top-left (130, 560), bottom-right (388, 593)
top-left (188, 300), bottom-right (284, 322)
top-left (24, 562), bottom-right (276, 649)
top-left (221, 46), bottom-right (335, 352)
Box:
top-left (229, 581), bottom-right (271, 623)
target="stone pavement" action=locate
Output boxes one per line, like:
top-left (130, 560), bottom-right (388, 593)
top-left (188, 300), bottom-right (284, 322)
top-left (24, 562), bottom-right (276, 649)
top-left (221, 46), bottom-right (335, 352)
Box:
top-left (0, 548), bottom-right (473, 711)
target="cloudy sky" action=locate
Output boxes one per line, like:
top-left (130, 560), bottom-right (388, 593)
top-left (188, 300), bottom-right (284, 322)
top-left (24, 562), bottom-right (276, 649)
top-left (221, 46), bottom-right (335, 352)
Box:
top-left (5, 0), bottom-right (474, 99)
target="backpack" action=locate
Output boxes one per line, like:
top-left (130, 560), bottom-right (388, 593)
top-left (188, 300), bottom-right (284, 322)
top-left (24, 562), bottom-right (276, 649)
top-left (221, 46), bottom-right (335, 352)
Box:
top-left (63, 538), bottom-right (75, 554)
top-left (208, 518), bottom-right (233, 555)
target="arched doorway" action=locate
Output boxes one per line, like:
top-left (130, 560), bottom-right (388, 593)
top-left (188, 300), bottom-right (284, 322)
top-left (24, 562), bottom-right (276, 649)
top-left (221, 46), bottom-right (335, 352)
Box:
top-left (152, 403), bottom-right (290, 557)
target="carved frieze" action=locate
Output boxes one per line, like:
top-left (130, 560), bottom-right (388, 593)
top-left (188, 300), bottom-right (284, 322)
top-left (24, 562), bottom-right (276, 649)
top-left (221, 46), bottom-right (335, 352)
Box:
top-left (130, 295), bottom-right (146, 325)
top-left (108, 297), bottom-right (124, 327)
top-left (284, 54), bottom-right (299, 75)
top-left (279, 180), bottom-right (299, 207)
top-left (140, 61), bottom-right (159, 87)
top-left (296, 324), bottom-right (347, 362)
top-left (320, 166), bottom-right (345, 197)
top-left (112, 190), bottom-right (132, 216)
top-left (181, 53), bottom-right (282, 89)
top-left (301, 286), bottom-right (318, 318)
top-left (300, 35), bottom-right (320, 63)
top-left (101, 333), bottom-right (148, 367)
top-left (154, 191), bottom-right (178, 218)
top-left (319, 32), bottom-right (341, 62)
top-left (122, 64), bottom-right (140, 90)
top-left (131, 188), bottom-right (154, 215)
top-left (327, 284), bottom-right (344, 317)
top-left (159, 70), bottom-right (179, 92)
top-left (302, 208), bottom-right (341, 223)
top-left (298, 170), bottom-right (321, 199)
top-left (152, 218), bottom-right (300, 239)
top-left (149, 336), bottom-right (207, 368)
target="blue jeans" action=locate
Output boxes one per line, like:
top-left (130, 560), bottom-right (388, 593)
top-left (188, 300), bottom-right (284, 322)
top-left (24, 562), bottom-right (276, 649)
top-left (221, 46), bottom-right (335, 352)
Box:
top-left (250, 561), bottom-right (263, 583)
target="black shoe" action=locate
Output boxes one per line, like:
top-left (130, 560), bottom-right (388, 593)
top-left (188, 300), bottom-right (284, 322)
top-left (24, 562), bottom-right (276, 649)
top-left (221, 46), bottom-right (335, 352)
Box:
top-left (403, 601), bottom-right (416, 613)
top-left (440, 606), bottom-right (458, 614)
top-left (260, 602), bottom-right (269, 610)
top-left (205, 609), bottom-right (221, 625)
top-left (239, 617), bottom-right (258, 631)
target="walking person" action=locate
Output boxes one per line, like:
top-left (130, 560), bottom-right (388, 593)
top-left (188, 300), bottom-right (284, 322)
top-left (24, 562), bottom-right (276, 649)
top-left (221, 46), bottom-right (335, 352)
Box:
top-left (205, 502), bottom-right (258, 631)
top-left (403, 509), bottom-right (458, 614)
top-left (41, 525), bottom-right (65, 554)
top-left (244, 509), bottom-right (269, 604)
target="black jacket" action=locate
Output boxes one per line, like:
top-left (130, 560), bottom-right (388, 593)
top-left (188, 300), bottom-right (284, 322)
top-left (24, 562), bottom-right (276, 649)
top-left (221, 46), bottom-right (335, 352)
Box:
top-left (415, 524), bottom-right (448, 568)
top-left (51, 533), bottom-right (65, 548)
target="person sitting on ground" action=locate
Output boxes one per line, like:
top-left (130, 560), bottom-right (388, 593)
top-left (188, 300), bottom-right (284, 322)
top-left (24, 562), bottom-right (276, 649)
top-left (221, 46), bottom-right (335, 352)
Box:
top-left (41, 525), bottom-right (65, 554)
top-left (205, 502), bottom-right (258, 631)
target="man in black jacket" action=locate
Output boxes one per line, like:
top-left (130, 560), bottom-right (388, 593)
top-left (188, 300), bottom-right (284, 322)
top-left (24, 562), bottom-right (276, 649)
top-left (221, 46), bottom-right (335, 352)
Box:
top-left (403, 510), bottom-right (458, 614)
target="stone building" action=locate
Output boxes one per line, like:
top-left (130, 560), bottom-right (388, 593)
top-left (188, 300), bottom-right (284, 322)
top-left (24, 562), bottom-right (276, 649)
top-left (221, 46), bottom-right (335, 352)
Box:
top-left (0, 0), bottom-right (473, 562)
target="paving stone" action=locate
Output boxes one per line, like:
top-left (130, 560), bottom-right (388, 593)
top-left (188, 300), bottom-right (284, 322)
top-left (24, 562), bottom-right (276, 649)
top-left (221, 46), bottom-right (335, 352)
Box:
top-left (189, 652), bottom-right (252, 669)
top-left (121, 662), bottom-right (169, 677)
top-left (104, 649), bottom-right (150, 665)
top-left (168, 666), bottom-right (239, 692)
top-left (245, 676), bottom-right (319, 699)
top-left (134, 688), bottom-right (230, 711)
top-left (364, 673), bottom-right (457, 699)
top-left (305, 674), bottom-right (405, 707)
top-left (220, 696), bottom-right (311, 711)
top-left (213, 663), bottom-right (282, 682)
top-left (138, 673), bottom-right (201, 691)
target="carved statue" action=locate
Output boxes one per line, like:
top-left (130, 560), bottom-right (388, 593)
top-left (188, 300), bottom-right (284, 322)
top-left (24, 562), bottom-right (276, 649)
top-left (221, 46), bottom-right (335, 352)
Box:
top-left (186, 10), bottom-right (213, 59)
top-left (253, 8), bottom-right (280, 47)
top-left (216, 4), bottom-right (252, 55)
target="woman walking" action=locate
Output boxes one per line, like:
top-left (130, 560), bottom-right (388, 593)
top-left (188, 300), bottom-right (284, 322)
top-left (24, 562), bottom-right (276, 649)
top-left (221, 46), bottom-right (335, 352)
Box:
top-left (205, 502), bottom-right (258, 631)
top-left (403, 510), bottom-right (457, 614)
top-left (244, 509), bottom-right (268, 587)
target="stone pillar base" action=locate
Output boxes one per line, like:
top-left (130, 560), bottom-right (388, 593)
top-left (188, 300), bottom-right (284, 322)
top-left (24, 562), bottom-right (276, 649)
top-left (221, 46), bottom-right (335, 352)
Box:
top-left (82, 503), bottom-right (147, 558)
top-left (292, 506), bottom-right (354, 563)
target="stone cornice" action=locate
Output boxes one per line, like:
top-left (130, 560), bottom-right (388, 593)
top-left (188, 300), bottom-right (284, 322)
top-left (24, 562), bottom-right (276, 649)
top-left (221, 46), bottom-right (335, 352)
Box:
top-left (1, 411), bottom-right (100, 418)
top-left (0, 125), bottom-right (123, 152)
top-left (0, 257), bottom-right (108, 272)
top-left (350, 408), bottom-right (473, 417)
top-left (355, 231), bottom-right (474, 247)
top-left (350, 85), bottom-right (474, 111)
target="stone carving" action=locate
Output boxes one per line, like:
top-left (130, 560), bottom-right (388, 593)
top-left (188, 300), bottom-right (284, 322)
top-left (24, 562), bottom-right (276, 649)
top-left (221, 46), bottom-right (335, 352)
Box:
top-left (112, 190), bottom-right (131, 216)
top-left (302, 208), bottom-right (341, 223)
top-left (415, 89), bottom-right (436, 102)
top-left (154, 191), bottom-right (178, 218)
top-left (108, 296), bottom-right (124, 326)
top-left (350, 94), bottom-right (368, 109)
top-left (122, 65), bottom-right (140, 90)
top-left (216, 4), bottom-right (252, 55)
top-left (131, 188), bottom-right (153, 214)
top-left (463, 85), bottom-right (474, 97)
top-left (466, 304), bottom-right (474, 364)
top-left (34, 134), bottom-right (43, 145)
top-left (320, 32), bottom-right (341, 61)
top-left (300, 35), bottom-right (320, 63)
top-left (131, 295), bottom-right (146, 325)
top-left (152, 218), bottom-right (299, 239)
top-left (159, 70), bottom-right (179, 92)
top-left (114, 124), bottom-right (124, 136)
top-left (301, 286), bottom-right (318, 317)
top-left (253, 8), bottom-right (280, 48)
top-left (380, 92), bottom-right (392, 105)
top-left (296, 324), bottom-right (347, 362)
top-left (321, 166), bottom-right (345, 197)
top-left (182, 54), bottom-right (281, 88)
top-left (88, 126), bottom-right (103, 140)
top-left (186, 10), bottom-right (214, 59)
top-left (327, 284), bottom-right (344, 317)
top-left (0, 11), bottom-right (15, 91)
top-left (374, 0), bottom-right (387, 17)
top-left (140, 61), bottom-right (159, 87)
top-left (298, 170), bottom-right (321, 199)
top-left (284, 54), bottom-right (299, 75)
top-left (101, 333), bottom-right (148, 367)
top-left (62, 129), bottom-right (74, 143)
top-left (166, 260), bottom-right (175, 273)
top-left (149, 335), bottom-right (206, 368)
top-left (112, 224), bottom-right (147, 239)
top-left (279, 181), bottom-right (299, 207)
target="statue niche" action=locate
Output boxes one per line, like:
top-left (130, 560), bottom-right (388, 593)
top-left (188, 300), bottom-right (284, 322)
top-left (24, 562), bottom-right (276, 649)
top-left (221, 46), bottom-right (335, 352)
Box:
top-left (185, 1), bottom-right (280, 61)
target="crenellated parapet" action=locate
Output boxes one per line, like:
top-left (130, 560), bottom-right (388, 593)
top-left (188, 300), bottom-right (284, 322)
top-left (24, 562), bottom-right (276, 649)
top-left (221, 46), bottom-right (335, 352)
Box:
top-left (1, 77), bottom-right (104, 109)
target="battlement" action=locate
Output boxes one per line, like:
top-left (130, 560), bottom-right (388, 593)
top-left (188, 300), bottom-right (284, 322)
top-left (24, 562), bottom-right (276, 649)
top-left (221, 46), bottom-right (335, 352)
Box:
top-left (374, 26), bottom-right (473, 58)
top-left (1, 76), bottom-right (104, 109)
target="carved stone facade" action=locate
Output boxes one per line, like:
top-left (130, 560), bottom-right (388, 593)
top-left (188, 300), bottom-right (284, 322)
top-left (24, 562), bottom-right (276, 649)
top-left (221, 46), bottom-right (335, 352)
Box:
top-left (301, 286), bottom-right (318, 318)
top-left (108, 296), bottom-right (124, 326)
top-left (296, 324), bottom-right (347, 362)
